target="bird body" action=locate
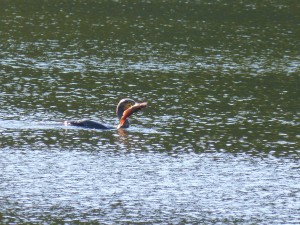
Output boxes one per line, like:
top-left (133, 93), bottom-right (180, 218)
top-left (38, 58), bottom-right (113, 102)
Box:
top-left (64, 120), bottom-right (112, 129)
top-left (64, 98), bottom-right (147, 129)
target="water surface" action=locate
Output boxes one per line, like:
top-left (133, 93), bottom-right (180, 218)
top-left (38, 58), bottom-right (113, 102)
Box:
top-left (0, 1), bottom-right (299, 224)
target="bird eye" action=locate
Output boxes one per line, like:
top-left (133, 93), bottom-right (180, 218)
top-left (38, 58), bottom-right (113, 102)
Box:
top-left (125, 103), bottom-right (132, 109)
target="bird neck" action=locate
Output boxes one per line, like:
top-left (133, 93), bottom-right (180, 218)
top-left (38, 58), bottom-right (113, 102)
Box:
top-left (117, 119), bottom-right (129, 129)
top-left (120, 119), bottom-right (129, 128)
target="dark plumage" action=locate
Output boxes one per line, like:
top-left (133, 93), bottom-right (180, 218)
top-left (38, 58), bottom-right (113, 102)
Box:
top-left (64, 98), bottom-right (147, 129)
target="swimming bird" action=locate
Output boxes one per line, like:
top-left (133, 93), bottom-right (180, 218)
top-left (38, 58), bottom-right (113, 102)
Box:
top-left (64, 98), bottom-right (147, 129)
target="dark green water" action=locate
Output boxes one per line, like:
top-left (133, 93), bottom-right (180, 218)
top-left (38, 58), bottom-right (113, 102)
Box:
top-left (1, 1), bottom-right (299, 224)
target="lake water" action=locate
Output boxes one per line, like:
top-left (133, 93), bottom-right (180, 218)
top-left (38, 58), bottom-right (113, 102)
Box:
top-left (0, 1), bottom-right (299, 224)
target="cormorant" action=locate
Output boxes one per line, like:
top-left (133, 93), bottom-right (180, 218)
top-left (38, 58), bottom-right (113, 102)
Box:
top-left (64, 98), bottom-right (147, 129)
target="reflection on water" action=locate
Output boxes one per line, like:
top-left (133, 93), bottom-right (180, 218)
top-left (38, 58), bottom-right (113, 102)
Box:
top-left (0, 0), bottom-right (299, 224)
top-left (1, 150), bottom-right (299, 224)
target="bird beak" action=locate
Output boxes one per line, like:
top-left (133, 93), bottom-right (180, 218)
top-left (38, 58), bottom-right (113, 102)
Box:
top-left (117, 102), bottom-right (147, 129)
